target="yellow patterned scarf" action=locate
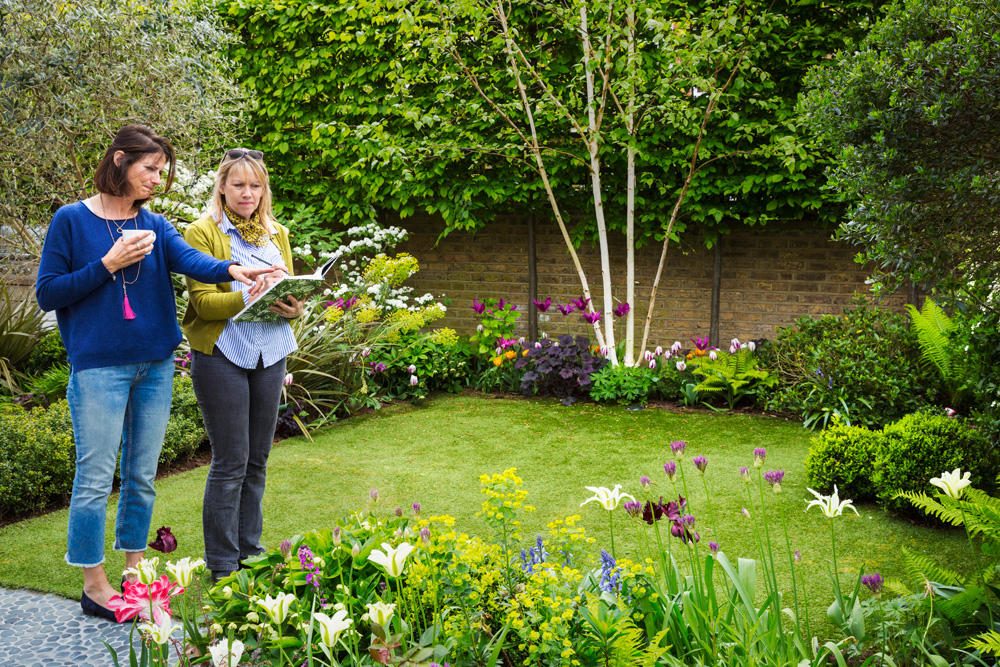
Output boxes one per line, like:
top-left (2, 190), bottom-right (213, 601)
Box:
top-left (224, 204), bottom-right (269, 248)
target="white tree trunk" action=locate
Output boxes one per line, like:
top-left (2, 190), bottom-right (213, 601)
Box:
top-left (580, 3), bottom-right (618, 366)
top-left (624, 3), bottom-right (636, 366)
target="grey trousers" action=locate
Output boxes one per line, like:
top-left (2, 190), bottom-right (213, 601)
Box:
top-left (191, 348), bottom-right (286, 575)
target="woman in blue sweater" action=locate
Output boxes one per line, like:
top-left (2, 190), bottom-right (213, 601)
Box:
top-left (35, 125), bottom-right (273, 622)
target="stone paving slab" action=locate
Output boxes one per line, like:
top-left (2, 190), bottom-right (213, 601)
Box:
top-left (0, 587), bottom-right (149, 667)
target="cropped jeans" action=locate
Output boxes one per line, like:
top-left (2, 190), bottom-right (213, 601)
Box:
top-left (191, 349), bottom-right (285, 576)
top-left (65, 359), bottom-right (174, 567)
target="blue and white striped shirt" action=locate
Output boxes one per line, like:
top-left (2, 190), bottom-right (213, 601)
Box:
top-left (214, 214), bottom-right (298, 370)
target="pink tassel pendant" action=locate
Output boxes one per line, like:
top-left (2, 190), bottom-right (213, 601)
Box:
top-left (122, 293), bottom-right (136, 320)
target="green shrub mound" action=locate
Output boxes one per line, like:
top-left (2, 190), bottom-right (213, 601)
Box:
top-left (0, 401), bottom-right (75, 518)
top-left (805, 421), bottom-right (881, 501)
top-left (874, 412), bottom-right (993, 514)
top-left (0, 375), bottom-right (206, 520)
top-left (590, 364), bottom-right (661, 406)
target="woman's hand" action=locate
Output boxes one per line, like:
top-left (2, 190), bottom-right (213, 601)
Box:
top-left (229, 264), bottom-right (281, 298)
top-left (270, 295), bottom-right (304, 319)
top-left (102, 232), bottom-right (153, 274)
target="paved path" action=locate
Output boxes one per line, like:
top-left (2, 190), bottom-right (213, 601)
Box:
top-left (0, 587), bottom-right (152, 667)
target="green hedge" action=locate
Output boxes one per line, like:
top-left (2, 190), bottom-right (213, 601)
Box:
top-left (0, 375), bottom-right (207, 520)
top-left (805, 411), bottom-right (994, 515)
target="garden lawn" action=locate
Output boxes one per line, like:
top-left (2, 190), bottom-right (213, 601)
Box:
top-left (0, 395), bottom-right (969, 636)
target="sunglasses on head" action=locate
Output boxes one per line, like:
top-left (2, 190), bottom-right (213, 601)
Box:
top-left (224, 149), bottom-right (264, 161)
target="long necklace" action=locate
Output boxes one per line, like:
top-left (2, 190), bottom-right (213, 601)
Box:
top-left (100, 193), bottom-right (141, 320)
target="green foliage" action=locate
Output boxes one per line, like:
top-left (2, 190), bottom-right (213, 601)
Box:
top-left (963, 303), bottom-right (1000, 447)
top-left (0, 400), bottom-right (74, 519)
top-left (29, 363), bottom-right (70, 403)
top-left (470, 299), bottom-right (520, 356)
top-left (220, 0), bottom-right (884, 240)
top-left (370, 333), bottom-right (475, 401)
top-left (805, 421), bottom-right (882, 501)
top-left (800, 0), bottom-right (1000, 297)
top-left (0, 278), bottom-right (50, 395)
top-left (159, 375), bottom-right (206, 465)
top-left (0, 0), bottom-right (245, 257)
top-left (907, 298), bottom-right (972, 407)
top-left (690, 348), bottom-right (776, 410)
top-left (21, 329), bottom-right (67, 377)
top-left (589, 365), bottom-right (661, 406)
top-left (874, 412), bottom-right (993, 514)
top-left (760, 295), bottom-right (937, 429)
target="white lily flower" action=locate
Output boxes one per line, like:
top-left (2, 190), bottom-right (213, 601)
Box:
top-left (166, 557), bottom-right (205, 587)
top-left (209, 638), bottom-right (246, 667)
top-left (930, 468), bottom-right (972, 500)
top-left (138, 617), bottom-right (177, 645)
top-left (580, 485), bottom-right (635, 511)
top-left (805, 485), bottom-right (859, 518)
top-left (124, 557), bottom-right (160, 585)
top-left (313, 609), bottom-right (353, 647)
top-left (257, 592), bottom-right (296, 625)
top-left (365, 601), bottom-right (396, 626)
top-left (367, 542), bottom-right (415, 578)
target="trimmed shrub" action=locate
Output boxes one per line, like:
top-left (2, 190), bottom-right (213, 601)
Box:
top-left (0, 400), bottom-right (75, 518)
top-left (805, 421), bottom-right (883, 501)
top-left (874, 412), bottom-right (994, 514)
top-left (160, 375), bottom-right (206, 465)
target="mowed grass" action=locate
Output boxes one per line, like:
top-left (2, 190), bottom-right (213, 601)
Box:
top-left (0, 394), bottom-right (969, 635)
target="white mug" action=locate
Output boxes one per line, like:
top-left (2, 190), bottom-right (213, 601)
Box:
top-left (122, 229), bottom-right (156, 254)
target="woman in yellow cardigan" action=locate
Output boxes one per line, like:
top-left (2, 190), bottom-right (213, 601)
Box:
top-left (182, 149), bottom-right (301, 581)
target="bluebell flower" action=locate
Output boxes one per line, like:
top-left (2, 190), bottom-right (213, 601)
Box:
top-left (598, 549), bottom-right (622, 595)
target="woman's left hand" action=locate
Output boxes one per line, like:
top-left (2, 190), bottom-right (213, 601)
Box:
top-left (271, 295), bottom-right (304, 319)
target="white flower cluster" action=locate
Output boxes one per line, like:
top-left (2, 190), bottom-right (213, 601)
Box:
top-left (150, 161), bottom-right (215, 229)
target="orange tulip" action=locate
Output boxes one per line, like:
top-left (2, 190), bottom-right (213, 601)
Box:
top-left (493, 357), bottom-right (503, 367)
top-left (505, 350), bottom-right (516, 359)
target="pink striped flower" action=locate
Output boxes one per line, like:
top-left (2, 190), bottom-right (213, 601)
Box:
top-left (107, 576), bottom-right (183, 624)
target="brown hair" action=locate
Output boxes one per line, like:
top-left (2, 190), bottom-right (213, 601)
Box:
top-left (208, 149), bottom-right (277, 233)
top-left (93, 125), bottom-right (176, 208)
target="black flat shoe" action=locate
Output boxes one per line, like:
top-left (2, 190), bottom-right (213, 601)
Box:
top-left (81, 590), bottom-right (119, 622)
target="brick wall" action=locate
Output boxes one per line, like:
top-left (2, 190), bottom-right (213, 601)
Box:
top-left (396, 213), bottom-right (908, 347)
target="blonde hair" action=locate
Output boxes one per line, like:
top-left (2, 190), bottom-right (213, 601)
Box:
top-left (208, 150), bottom-right (277, 232)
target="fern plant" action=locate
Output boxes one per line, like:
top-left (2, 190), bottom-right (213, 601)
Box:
top-left (690, 348), bottom-right (776, 410)
top-left (907, 298), bottom-right (971, 406)
top-left (894, 485), bottom-right (1000, 656)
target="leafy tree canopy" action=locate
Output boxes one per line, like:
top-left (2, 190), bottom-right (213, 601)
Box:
top-left (800, 0), bottom-right (1000, 303)
top-left (221, 0), bottom-right (884, 247)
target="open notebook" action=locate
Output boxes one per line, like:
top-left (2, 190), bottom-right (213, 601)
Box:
top-left (232, 252), bottom-right (342, 323)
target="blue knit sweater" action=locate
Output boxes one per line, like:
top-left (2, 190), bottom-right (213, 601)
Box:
top-left (36, 201), bottom-right (234, 372)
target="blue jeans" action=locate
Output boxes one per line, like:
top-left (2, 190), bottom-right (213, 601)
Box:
top-left (191, 349), bottom-right (285, 575)
top-left (65, 359), bottom-right (174, 567)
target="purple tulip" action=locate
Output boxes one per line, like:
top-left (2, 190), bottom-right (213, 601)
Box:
top-left (581, 311), bottom-right (602, 325)
top-left (557, 303), bottom-right (576, 316)
top-left (613, 302), bottom-right (630, 317)
top-left (691, 336), bottom-right (709, 351)
top-left (623, 500), bottom-right (643, 519)
top-left (693, 455), bottom-right (708, 474)
top-left (533, 298), bottom-right (552, 312)
top-left (471, 298), bottom-right (486, 315)
top-left (497, 337), bottom-right (516, 350)
top-left (148, 526), bottom-right (177, 554)
top-left (569, 295), bottom-right (591, 311)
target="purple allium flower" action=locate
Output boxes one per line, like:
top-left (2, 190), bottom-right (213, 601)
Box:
top-left (764, 469), bottom-right (786, 492)
top-left (569, 295), bottom-right (591, 311)
top-left (753, 447), bottom-right (767, 468)
top-left (470, 298), bottom-right (486, 315)
top-left (623, 500), bottom-right (643, 519)
top-left (681, 514), bottom-right (696, 528)
top-left (420, 526), bottom-right (431, 546)
top-left (640, 475), bottom-right (651, 490)
top-left (862, 573), bottom-right (884, 598)
top-left (670, 440), bottom-right (687, 458)
top-left (557, 303), bottom-right (576, 316)
top-left (279, 539), bottom-right (293, 559)
top-left (614, 302), bottom-right (630, 318)
top-left (332, 527), bottom-right (342, 546)
top-left (740, 466), bottom-right (751, 482)
top-left (533, 297), bottom-right (552, 312)
top-left (676, 360), bottom-right (687, 372)
top-left (369, 488), bottom-right (379, 503)
top-left (412, 502), bottom-right (421, 516)
top-left (664, 460), bottom-right (677, 482)
top-left (709, 541), bottom-right (720, 555)
top-left (581, 311), bottom-right (602, 325)
top-left (395, 506), bottom-right (403, 517)
top-left (693, 455), bottom-right (708, 474)
top-left (794, 549), bottom-right (802, 563)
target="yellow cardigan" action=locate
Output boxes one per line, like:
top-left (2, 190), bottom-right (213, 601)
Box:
top-left (181, 215), bottom-right (294, 355)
